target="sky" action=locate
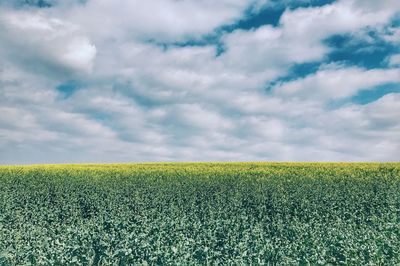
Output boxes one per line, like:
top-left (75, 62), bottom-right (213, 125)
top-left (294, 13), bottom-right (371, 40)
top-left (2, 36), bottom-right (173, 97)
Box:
top-left (0, 0), bottom-right (399, 164)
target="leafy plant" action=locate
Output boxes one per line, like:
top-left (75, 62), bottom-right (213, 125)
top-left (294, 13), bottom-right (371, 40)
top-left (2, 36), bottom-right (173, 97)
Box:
top-left (0, 163), bottom-right (399, 265)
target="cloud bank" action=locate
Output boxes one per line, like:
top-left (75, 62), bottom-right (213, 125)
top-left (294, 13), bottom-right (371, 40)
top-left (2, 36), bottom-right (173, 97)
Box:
top-left (0, 0), bottom-right (399, 163)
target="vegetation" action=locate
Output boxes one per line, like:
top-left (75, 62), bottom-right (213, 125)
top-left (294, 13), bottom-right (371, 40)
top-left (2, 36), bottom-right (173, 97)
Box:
top-left (0, 163), bottom-right (399, 265)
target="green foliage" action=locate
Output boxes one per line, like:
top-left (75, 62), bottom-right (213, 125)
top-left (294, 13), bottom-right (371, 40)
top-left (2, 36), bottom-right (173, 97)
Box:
top-left (0, 163), bottom-right (399, 265)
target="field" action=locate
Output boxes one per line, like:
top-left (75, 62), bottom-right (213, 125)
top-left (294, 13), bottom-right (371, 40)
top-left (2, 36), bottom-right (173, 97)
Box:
top-left (0, 163), bottom-right (400, 265)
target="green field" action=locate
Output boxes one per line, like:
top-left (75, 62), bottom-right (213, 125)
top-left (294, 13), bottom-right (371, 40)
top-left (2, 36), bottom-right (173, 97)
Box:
top-left (0, 163), bottom-right (400, 265)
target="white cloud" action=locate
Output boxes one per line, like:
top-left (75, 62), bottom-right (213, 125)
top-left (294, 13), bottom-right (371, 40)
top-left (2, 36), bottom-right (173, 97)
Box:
top-left (220, 25), bottom-right (325, 73)
top-left (388, 54), bottom-right (400, 67)
top-left (1, 0), bottom-right (400, 163)
top-left (0, 9), bottom-right (96, 76)
top-left (56, 0), bottom-right (259, 42)
top-left (314, 93), bottom-right (400, 161)
top-left (273, 65), bottom-right (400, 100)
top-left (382, 26), bottom-right (400, 44)
top-left (216, 0), bottom-right (397, 85)
top-left (345, 0), bottom-right (400, 13)
top-left (0, 106), bottom-right (58, 142)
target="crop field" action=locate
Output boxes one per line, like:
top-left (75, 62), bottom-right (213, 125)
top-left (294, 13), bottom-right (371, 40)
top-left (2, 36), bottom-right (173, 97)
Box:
top-left (0, 163), bottom-right (400, 265)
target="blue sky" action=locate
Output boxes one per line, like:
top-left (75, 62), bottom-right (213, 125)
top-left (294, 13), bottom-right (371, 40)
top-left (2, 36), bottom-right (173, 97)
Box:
top-left (0, 0), bottom-right (399, 164)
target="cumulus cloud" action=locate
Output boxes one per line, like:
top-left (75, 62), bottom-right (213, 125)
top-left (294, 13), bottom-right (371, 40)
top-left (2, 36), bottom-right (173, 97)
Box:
top-left (52, 0), bottom-right (261, 42)
top-left (0, 0), bottom-right (399, 163)
top-left (314, 93), bottom-right (400, 161)
top-left (0, 9), bottom-right (96, 77)
top-left (382, 26), bottom-right (400, 44)
top-left (388, 54), bottom-right (400, 66)
top-left (216, 0), bottom-right (397, 85)
top-left (273, 65), bottom-right (400, 100)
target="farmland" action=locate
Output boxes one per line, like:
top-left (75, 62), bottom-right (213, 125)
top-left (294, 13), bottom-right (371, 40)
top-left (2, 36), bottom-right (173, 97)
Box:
top-left (0, 163), bottom-right (400, 265)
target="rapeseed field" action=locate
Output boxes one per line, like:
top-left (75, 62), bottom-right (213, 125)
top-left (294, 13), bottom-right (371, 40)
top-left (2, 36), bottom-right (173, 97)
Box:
top-left (0, 163), bottom-right (399, 264)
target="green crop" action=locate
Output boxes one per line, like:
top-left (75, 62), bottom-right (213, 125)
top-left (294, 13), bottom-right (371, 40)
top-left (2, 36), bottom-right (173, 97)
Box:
top-left (0, 163), bottom-right (399, 265)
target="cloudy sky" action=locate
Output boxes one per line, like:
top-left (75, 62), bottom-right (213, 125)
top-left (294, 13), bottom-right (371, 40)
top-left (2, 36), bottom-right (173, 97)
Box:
top-left (0, 0), bottom-right (399, 164)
